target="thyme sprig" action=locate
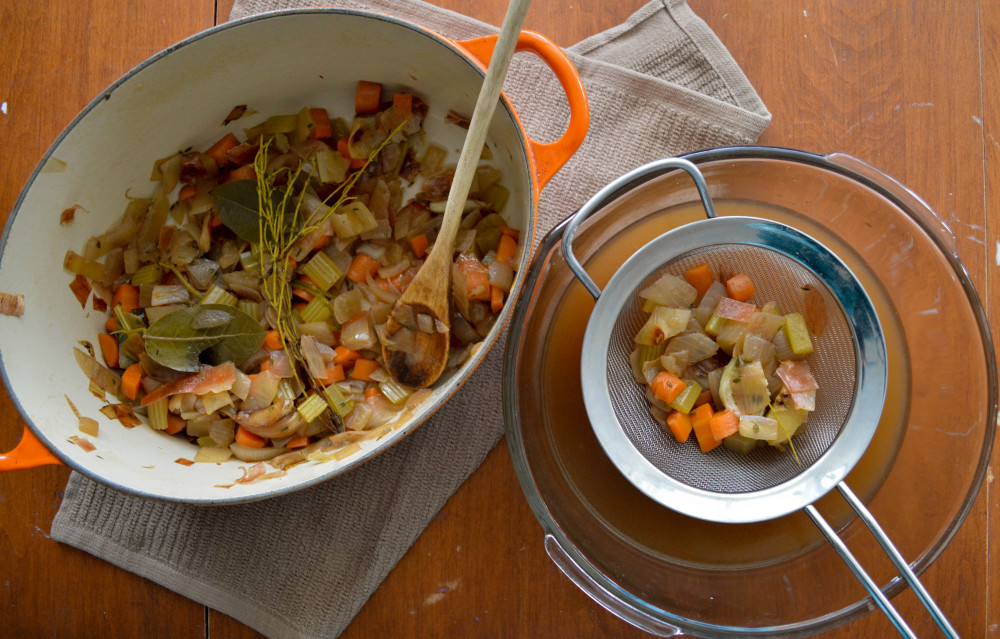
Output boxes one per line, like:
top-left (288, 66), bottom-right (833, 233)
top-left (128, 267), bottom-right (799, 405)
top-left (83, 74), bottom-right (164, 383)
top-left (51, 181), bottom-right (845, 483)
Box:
top-left (251, 124), bottom-right (406, 417)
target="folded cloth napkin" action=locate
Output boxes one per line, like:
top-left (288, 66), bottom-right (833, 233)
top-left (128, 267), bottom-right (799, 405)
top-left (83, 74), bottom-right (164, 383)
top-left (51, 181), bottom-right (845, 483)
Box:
top-left (51, 1), bottom-right (770, 637)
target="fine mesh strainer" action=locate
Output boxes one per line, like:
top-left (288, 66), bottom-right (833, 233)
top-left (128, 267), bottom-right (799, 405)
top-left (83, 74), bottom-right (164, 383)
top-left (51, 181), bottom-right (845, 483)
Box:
top-left (561, 158), bottom-right (956, 639)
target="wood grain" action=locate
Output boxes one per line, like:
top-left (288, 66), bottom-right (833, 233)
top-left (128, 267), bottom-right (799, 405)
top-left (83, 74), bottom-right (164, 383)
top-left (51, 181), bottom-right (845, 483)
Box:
top-left (1, 1), bottom-right (994, 638)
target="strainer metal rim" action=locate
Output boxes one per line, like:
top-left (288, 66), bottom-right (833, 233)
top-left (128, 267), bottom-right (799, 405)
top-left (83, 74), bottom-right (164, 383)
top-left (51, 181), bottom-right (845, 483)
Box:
top-left (580, 215), bottom-right (889, 524)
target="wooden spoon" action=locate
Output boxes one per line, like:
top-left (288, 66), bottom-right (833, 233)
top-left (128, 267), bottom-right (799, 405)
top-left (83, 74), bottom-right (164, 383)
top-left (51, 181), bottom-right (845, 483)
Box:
top-left (382, 0), bottom-right (531, 388)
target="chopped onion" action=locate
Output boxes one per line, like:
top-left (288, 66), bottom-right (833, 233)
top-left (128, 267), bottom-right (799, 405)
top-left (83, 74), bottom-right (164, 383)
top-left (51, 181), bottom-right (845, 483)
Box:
top-left (230, 444), bottom-right (286, 463)
top-left (739, 415), bottom-right (780, 441)
top-left (150, 285), bottom-right (191, 306)
top-left (487, 260), bottom-right (514, 292)
top-left (299, 321), bottom-right (336, 346)
top-left (416, 313), bottom-right (435, 333)
top-left (731, 360), bottom-right (770, 415)
top-left (341, 314), bottom-right (376, 351)
top-left (194, 446), bottom-right (234, 463)
top-left (716, 297), bottom-right (757, 322)
top-left (235, 398), bottom-right (294, 429)
top-left (693, 281), bottom-right (726, 326)
top-left (301, 335), bottom-right (328, 379)
top-left (664, 332), bottom-right (718, 363)
top-left (268, 350), bottom-right (294, 378)
top-left (186, 258), bottom-right (220, 290)
top-left (243, 369), bottom-right (279, 411)
top-left (209, 420), bottom-right (236, 446)
top-left (640, 274), bottom-right (697, 308)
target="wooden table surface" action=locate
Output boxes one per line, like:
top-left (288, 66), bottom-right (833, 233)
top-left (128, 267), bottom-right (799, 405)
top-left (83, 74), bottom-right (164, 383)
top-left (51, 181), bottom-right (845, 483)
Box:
top-left (1, 1), bottom-right (996, 637)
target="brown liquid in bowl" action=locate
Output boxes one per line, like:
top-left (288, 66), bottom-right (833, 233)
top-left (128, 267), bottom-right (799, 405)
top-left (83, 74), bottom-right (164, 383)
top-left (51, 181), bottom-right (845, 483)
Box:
top-left (526, 199), bottom-right (909, 569)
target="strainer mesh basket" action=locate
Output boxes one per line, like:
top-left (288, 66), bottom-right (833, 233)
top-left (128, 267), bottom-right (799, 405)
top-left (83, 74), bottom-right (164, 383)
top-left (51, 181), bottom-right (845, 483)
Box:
top-left (607, 243), bottom-right (857, 493)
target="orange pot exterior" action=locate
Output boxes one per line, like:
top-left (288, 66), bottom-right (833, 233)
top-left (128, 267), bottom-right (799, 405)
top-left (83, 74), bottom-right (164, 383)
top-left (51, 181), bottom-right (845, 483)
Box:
top-left (456, 31), bottom-right (589, 201)
top-left (0, 428), bottom-right (63, 470)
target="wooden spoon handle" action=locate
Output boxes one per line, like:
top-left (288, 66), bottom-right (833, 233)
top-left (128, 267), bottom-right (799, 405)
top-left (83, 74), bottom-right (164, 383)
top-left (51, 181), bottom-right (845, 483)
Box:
top-left (434, 0), bottom-right (531, 251)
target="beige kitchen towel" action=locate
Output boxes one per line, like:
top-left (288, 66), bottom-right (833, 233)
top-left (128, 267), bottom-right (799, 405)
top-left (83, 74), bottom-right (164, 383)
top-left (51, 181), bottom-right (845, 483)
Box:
top-left (51, 1), bottom-right (770, 638)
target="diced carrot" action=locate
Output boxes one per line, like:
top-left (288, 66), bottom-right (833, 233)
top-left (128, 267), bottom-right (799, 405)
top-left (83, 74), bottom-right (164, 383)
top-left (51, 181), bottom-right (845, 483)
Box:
top-left (346, 253), bottom-right (381, 284)
top-left (351, 358), bottom-right (379, 381)
top-left (163, 414), bottom-right (186, 436)
top-left (410, 234), bottom-right (430, 259)
top-left (205, 132), bottom-right (239, 169)
top-left (224, 164), bottom-right (256, 182)
top-left (320, 363), bottom-right (346, 385)
top-left (364, 386), bottom-right (379, 400)
top-left (235, 426), bottom-right (266, 449)
top-left (495, 233), bottom-right (518, 266)
top-left (263, 330), bottom-right (284, 351)
top-left (355, 80), bottom-right (382, 115)
top-left (292, 301), bottom-right (308, 314)
top-left (98, 333), bottom-right (119, 369)
top-left (121, 363), bottom-right (144, 401)
top-left (725, 273), bottom-right (755, 302)
top-left (665, 410), bottom-right (693, 443)
top-left (258, 359), bottom-right (271, 372)
top-left (105, 316), bottom-right (118, 333)
top-left (685, 262), bottom-right (715, 298)
top-left (490, 285), bottom-right (504, 314)
top-left (709, 409), bottom-right (740, 442)
top-left (309, 107), bottom-right (333, 139)
top-left (498, 225), bottom-right (520, 240)
top-left (111, 283), bottom-right (140, 313)
top-left (457, 255), bottom-right (491, 302)
top-left (292, 287), bottom-right (315, 302)
top-left (693, 389), bottom-right (714, 408)
top-left (392, 93), bottom-right (413, 118)
top-left (333, 346), bottom-right (361, 367)
top-left (208, 213), bottom-right (223, 229)
top-left (651, 371), bottom-right (686, 404)
top-left (178, 184), bottom-right (198, 201)
top-left (285, 435), bottom-right (311, 449)
top-left (691, 403), bottom-right (720, 453)
top-left (336, 137), bottom-right (352, 158)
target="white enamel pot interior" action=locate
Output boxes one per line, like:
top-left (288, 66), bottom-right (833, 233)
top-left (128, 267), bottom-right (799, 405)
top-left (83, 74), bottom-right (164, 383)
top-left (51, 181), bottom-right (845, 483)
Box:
top-left (0, 9), bottom-right (588, 504)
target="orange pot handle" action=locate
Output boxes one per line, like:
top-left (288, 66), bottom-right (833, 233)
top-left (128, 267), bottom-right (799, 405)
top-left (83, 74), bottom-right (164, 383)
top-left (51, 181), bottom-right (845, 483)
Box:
top-left (457, 31), bottom-right (589, 195)
top-left (0, 426), bottom-right (63, 471)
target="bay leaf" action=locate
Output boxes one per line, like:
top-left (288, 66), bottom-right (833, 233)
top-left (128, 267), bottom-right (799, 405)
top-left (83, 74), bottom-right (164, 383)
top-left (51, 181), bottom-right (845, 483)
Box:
top-left (144, 304), bottom-right (266, 372)
top-left (211, 180), bottom-right (264, 243)
top-left (211, 179), bottom-right (301, 245)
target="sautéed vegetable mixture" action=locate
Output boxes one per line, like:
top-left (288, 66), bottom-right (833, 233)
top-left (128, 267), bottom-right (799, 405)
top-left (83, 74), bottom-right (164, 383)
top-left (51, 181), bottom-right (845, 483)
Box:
top-left (65, 81), bottom-right (520, 471)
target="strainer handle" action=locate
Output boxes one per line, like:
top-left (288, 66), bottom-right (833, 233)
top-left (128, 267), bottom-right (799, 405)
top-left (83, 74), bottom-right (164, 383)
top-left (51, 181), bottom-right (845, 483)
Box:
top-left (561, 158), bottom-right (717, 300)
top-left (807, 484), bottom-right (959, 638)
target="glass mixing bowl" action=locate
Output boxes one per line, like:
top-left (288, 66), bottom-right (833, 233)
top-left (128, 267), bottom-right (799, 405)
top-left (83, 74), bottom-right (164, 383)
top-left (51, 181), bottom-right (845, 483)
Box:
top-left (502, 147), bottom-right (996, 637)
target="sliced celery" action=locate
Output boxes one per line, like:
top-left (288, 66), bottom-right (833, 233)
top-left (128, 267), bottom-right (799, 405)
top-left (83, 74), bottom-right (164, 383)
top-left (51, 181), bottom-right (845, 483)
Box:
top-left (300, 251), bottom-right (344, 291)
top-left (723, 434), bottom-right (758, 455)
top-left (201, 285), bottom-right (238, 306)
top-left (330, 201), bottom-right (378, 239)
top-left (263, 113), bottom-right (297, 134)
top-left (300, 296), bottom-right (332, 324)
top-left (636, 343), bottom-right (666, 366)
top-left (668, 380), bottom-right (702, 414)
top-left (131, 263), bottom-right (164, 286)
top-left (240, 251), bottom-right (261, 273)
top-left (379, 379), bottom-right (412, 405)
top-left (782, 313), bottom-right (814, 356)
top-left (321, 384), bottom-right (354, 418)
top-left (238, 299), bottom-right (261, 322)
top-left (147, 397), bottom-right (169, 431)
top-left (297, 393), bottom-right (330, 423)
